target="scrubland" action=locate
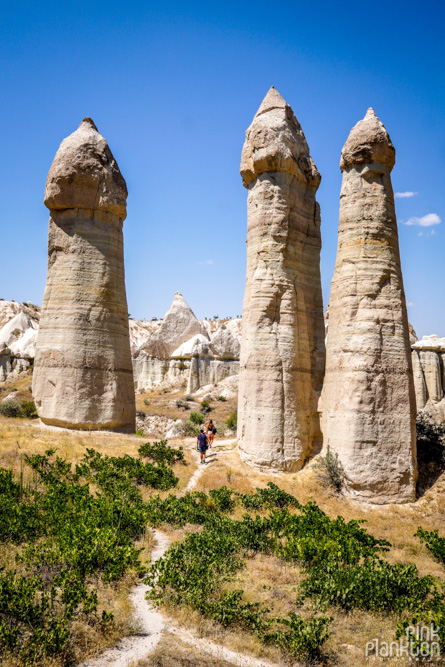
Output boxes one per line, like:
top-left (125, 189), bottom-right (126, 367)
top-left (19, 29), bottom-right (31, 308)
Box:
top-left (1, 381), bottom-right (445, 666)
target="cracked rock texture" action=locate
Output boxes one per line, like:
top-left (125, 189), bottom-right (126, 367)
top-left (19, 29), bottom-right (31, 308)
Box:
top-left (32, 118), bottom-right (135, 431)
top-left (237, 87), bottom-right (325, 472)
top-left (321, 108), bottom-right (417, 503)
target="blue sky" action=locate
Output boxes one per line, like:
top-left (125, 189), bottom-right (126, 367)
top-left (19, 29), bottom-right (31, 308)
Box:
top-left (1, 0), bottom-right (443, 337)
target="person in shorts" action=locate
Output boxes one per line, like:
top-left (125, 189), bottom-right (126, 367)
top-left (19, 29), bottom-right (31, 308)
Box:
top-left (197, 429), bottom-right (208, 464)
top-left (206, 419), bottom-right (216, 447)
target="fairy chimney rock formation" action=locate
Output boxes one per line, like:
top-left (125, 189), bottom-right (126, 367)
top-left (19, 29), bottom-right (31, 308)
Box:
top-left (32, 118), bottom-right (135, 431)
top-left (142, 292), bottom-right (206, 359)
top-left (237, 87), bottom-right (326, 471)
top-left (321, 108), bottom-right (417, 503)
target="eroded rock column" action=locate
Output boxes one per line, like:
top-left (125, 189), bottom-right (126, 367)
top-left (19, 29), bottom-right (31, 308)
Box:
top-left (33, 118), bottom-right (135, 431)
top-left (237, 87), bottom-right (325, 471)
top-left (321, 109), bottom-right (417, 503)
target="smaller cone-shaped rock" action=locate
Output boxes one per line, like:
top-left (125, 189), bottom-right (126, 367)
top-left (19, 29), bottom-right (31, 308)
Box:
top-left (33, 118), bottom-right (135, 431)
top-left (321, 109), bottom-right (417, 503)
top-left (143, 292), bottom-right (206, 359)
top-left (237, 87), bottom-right (325, 471)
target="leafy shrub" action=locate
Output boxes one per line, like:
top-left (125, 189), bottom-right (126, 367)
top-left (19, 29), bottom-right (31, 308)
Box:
top-left (240, 482), bottom-right (300, 510)
top-left (416, 527), bottom-right (445, 565)
top-left (20, 400), bottom-right (38, 419)
top-left (143, 398), bottom-right (149, 406)
top-left (138, 440), bottom-right (184, 466)
top-left (177, 420), bottom-right (199, 437)
top-left (300, 557), bottom-right (433, 613)
top-left (190, 411), bottom-right (204, 425)
top-left (176, 399), bottom-right (190, 410)
top-left (226, 411), bottom-right (237, 430)
top-left (264, 612), bottom-right (332, 660)
top-left (314, 445), bottom-right (345, 492)
top-left (184, 395), bottom-right (194, 401)
top-left (0, 400), bottom-right (21, 418)
top-left (209, 486), bottom-right (236, 512)
top-left (217, 395), bottom-right (227, 402)
top-left (135, 429), bottom-right (144, 436)
top-left (200, 400), bottom-right (211, 415)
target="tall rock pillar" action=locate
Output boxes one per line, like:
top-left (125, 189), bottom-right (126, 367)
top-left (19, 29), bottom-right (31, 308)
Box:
top-left (237, 87), bottom-right (325, 471)
top-left (321, 109), bottom-right (417, 503)
top-left (33, 118), bottom-right (135, 432)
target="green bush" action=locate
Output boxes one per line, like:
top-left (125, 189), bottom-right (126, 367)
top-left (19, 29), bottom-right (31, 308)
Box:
top-left (0, 400), bottom-right (21, 418)
top-left (264, 612), bottom-right (332, 660)
top-left (177, 420), bottom-right (199, 437)
top-left (138, 440), bottom-right (184, 466)
top-left (217, 395), bottom-right (227, 402)
top-left (176, 399), bottom-right (190, 410)
top-left (184, 395), bottom-right (194, 402)
top-left (190, 411), bottom-right (204, 425)
top-left (416, 527), bottom-right (445, 565)
top-left (200, 400), bottom-right (211, 415)
top-left (225, 412), bottom-right (237, 430)
top-left (314, 445), bottom-right (345, 492)
top-left (20, 401), bottom-right (38, 419)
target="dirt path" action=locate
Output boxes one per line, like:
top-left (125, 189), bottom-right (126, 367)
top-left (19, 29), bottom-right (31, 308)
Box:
top-left (80, 529), bottom-right (170, 667)
top-left (80, 439), bottom-right (281, 667)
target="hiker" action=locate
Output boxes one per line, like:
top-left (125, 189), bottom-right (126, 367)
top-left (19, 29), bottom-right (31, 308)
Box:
top-left (196, 428), bottom-right (208, 464)
top-left (206, 419), bottom-right (216, 446)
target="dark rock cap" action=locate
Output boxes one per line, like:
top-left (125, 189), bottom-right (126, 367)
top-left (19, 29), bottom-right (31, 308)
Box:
top-left (44, 117), bottom-right (128, 220)
top-left (340, 108), bottom-right (395, 172)
top-left (240, 86), bottom-right (320, 188)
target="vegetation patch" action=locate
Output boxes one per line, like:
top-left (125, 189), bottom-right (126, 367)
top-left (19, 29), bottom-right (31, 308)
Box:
top-left (146, 483), bottom-right (445, 663)
top-left (0, 441), bottom-right (183, 665)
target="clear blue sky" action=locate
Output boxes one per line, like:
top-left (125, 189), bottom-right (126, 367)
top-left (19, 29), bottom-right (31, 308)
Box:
top-left (1, 0), bottom-right (443, 338)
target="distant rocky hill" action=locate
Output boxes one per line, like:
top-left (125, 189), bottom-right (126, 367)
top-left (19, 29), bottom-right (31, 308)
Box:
top-left (1, 295), bottom-right (444, 421)
top-left (131, 292), bottom-right (240, 393)
top-left (0, 294), bottom-right (240, 393)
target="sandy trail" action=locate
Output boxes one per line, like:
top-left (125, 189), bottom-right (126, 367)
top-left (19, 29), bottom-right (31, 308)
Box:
top-left (80, 439), bottom-right (282, 667)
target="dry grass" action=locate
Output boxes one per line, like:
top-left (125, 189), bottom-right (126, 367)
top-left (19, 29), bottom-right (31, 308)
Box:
top-left (0, 371), bottom-right (34, 402)
top-left (0, 417), bottom-right (197, 498)
top-left (135, 385), bottom-right (237, 433)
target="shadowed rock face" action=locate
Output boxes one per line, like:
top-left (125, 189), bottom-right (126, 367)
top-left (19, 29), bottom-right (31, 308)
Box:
top-left (237, 87), bottom-right (325, 472)
top-left (321, 109), bottom-right (417, 503)
top-left (32, 118), bottom-right (135, 432)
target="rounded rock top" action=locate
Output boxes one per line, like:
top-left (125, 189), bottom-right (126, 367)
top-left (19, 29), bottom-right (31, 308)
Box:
top-left (44, 117), bottom-right (128, 220)
top-left (240, 86), bottom-right (320, 188)
top-left (340, 108), bottom-right (395, 172)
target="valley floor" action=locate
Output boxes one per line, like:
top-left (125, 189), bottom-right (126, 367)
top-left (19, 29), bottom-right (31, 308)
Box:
top-left (2, 380), bottom-right (445, 666)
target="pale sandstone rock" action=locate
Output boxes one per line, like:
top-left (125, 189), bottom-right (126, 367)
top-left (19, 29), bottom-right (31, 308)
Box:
top-left (419, 351), bottom-right (442, 403)
top-left (143, 292), bottom-right (207, 359)
top-left (32, 118), bottom-right (135, 431)
top-left (209, 324), bottom-right (240, 360)
top-left (412, 350), bottom-right (427, 410)
top-left (321, 108), bottom-right (417, 503)
top-left (237, 87), bottom-right (325, 472)
top-left (412, 335), bottom-right (445, 409)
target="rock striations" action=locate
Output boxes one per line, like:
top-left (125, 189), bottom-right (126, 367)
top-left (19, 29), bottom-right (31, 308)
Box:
top-left (321, 109), bottom-right (417, 503)
top-left (32, 118), bottom-right (135, 432)
top-left (237, 87), bottom-right (326, 472)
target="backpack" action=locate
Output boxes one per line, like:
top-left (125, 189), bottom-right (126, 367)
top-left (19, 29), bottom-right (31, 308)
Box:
top-left (212, 426), bottom-right (217, 434)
